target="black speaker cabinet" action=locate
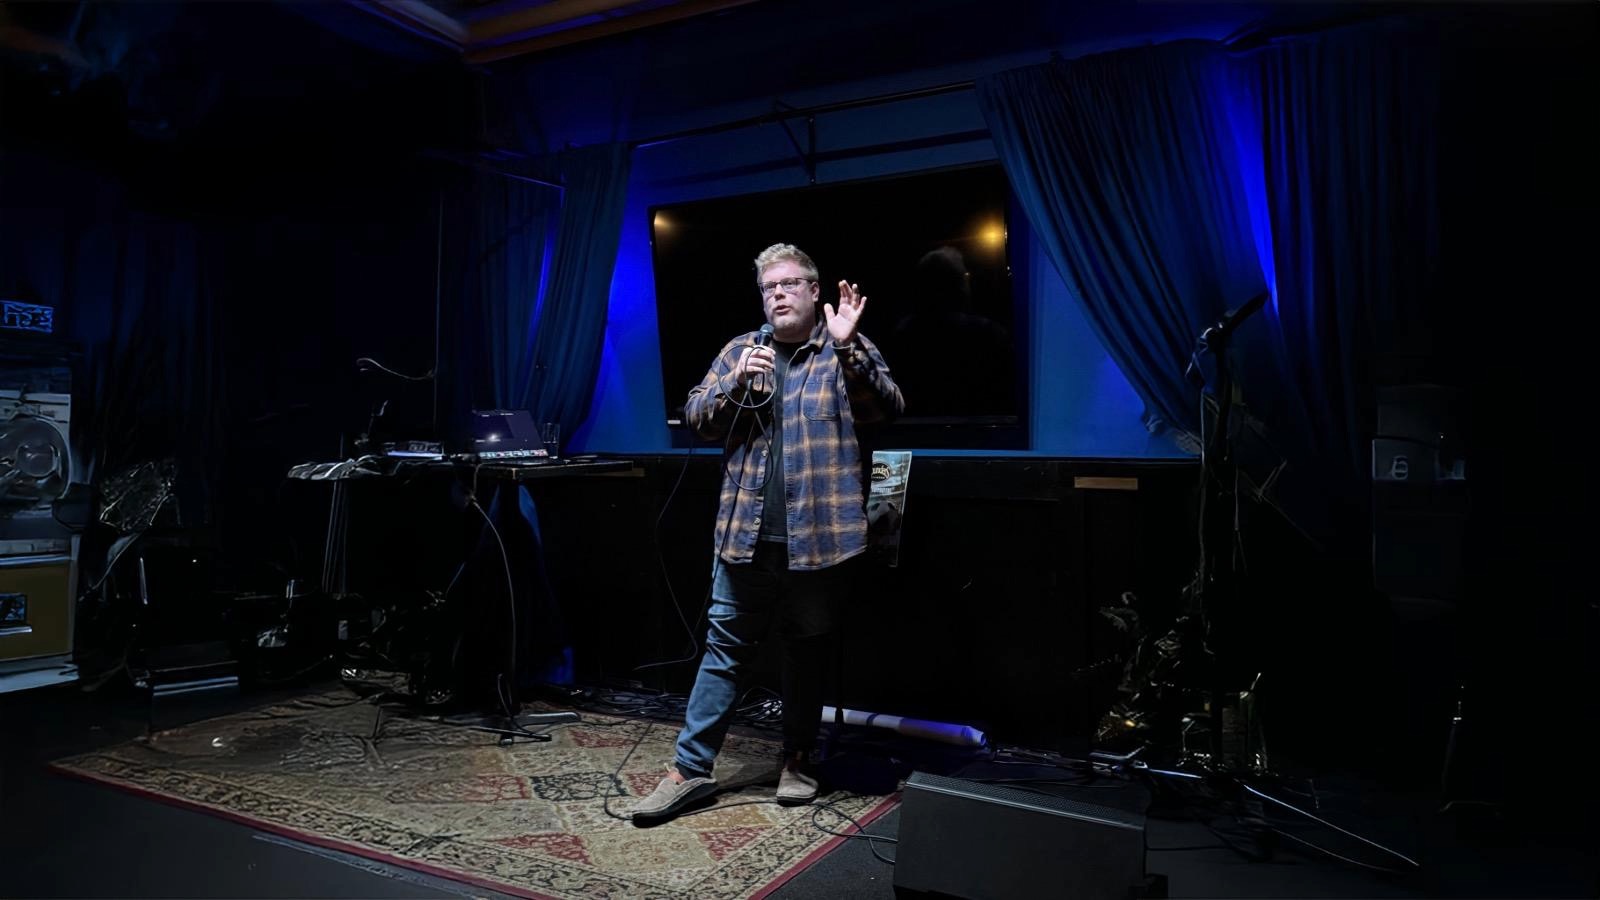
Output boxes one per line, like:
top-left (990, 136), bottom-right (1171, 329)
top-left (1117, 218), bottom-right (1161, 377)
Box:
top-left (1372, 384), bottom-right (1467, 602)
top-left (894, 771), bottom-right (1153, 900)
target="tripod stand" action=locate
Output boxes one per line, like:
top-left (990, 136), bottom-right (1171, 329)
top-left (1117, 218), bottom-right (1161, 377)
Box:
top-left (1074, 295), bottom-right (1424, 876)
top-left (1090, 296), bottom-right (1272, 770)
top-left (1182, 292), bottom-right (1268, 772)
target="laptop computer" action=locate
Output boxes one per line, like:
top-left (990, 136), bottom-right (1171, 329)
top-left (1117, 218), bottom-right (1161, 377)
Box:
top-left (470, 409), bottom-right (550, 462)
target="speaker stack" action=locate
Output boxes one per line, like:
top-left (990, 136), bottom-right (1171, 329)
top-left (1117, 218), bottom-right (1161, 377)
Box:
top-left (0, 325), bottom-right (81, 694)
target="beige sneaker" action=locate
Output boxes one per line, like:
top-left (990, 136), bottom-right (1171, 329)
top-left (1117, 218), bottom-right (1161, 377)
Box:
top-left (776, 764), bottom-right (818, 804)
top-left (630, 768), bottom-right (718, 822)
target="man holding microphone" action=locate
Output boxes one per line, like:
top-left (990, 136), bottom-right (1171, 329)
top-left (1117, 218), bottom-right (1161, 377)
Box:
top-left (632, 243), bottom-right (903, 822)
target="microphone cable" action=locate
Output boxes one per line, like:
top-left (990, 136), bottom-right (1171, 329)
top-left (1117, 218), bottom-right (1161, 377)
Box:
top-left (635, 329), bottom-right (771, 671)
top-left (633, 328), bottom-right (806, 671)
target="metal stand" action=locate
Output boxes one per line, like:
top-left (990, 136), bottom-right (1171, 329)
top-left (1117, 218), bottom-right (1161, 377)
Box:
top-left (1083, 295), bottom-right (1421, 874)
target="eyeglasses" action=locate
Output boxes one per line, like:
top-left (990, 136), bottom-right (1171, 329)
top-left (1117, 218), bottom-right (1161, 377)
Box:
top-left (758, 277), bottom-right (814, 298)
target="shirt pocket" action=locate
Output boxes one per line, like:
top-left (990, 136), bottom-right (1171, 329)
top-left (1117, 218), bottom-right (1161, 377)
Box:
top-left (801, 365), bottom-right (840, 421)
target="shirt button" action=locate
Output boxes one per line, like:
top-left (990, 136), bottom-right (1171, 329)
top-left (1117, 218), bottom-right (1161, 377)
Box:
top-left (752, 516), bottom-right (762, 526)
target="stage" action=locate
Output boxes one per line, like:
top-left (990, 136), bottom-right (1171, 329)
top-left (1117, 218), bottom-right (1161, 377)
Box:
top-left (4, 679), bottom-right (1595, 900)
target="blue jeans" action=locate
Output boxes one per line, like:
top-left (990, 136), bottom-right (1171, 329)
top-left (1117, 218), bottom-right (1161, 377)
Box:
top-left (674, 541), bottom-right (844, 780)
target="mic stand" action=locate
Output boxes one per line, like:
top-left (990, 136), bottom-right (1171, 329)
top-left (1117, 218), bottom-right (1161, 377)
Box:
top-left (1182, 293), bottom-right (1266, 775)
top-left (1196, 322), bottom-right (1241, 770)
top-left (1083, 300), bottom-right (1422, 876)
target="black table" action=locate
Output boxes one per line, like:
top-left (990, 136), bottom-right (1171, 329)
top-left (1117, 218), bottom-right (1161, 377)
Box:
top-left (284, 455), bottom-right (636, 709)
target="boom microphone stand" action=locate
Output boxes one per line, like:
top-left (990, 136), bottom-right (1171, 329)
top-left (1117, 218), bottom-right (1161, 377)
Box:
top-left (1080, 295), bottom-right (1421, 876)
top-left (1183, 292), bottom-right (1267, 770)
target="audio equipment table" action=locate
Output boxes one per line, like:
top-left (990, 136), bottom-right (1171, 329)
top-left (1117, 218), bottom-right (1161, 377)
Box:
top-left (284, 455), bottom-right (636, 708)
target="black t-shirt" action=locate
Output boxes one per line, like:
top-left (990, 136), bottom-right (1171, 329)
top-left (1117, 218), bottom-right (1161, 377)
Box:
top-left (758, 340), bottom-right (803, 542)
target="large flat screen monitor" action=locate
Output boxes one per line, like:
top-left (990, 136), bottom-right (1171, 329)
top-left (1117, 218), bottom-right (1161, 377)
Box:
top-left (651, 164), bottom-right (1026, 448)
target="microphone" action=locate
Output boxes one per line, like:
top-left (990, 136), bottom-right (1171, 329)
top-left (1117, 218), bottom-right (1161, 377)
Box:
top-left (745, 324), bottom-right (776, 394)
top-left (1214, 292), bottom-right (1268, 338)
top-left (1184, 292), bottom-right (1269, 386)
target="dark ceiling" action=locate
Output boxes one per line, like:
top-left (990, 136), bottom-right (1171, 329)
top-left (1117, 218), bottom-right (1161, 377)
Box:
top-left (1, 0), bottom-right (1355, 168)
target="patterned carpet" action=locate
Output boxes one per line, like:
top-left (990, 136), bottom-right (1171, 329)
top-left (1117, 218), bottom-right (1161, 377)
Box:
top-left (51, 691), bottom-right (898, 899)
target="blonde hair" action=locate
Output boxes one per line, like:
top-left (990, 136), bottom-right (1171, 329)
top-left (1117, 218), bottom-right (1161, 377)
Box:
top-left (753, 243), bottom-right (818, 282)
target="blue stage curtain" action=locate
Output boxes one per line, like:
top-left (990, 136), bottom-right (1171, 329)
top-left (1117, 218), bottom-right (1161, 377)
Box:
top-left (438, 143), bottom-right (631, 688)
top-left (525, 142), bottom-right (633, 433)
top-left (440, 143), bottom-right (631, 440)
top-left (1233, 20), bottom-right (1439, 489)
top-left (440, 167), bottom-right (558, 438)
top-left (976, 42), bottom-right (1267, 444)
top-left (978, 26), bottom-right (1439, 543)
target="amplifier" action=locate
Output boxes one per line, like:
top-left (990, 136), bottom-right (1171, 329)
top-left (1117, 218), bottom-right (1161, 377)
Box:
top-left (893, 771), bottom-right (1153, 900)
top-left (0, 537), bottom-right (78, 690)
top-left (1373, 384), bottom-right (1467, 601)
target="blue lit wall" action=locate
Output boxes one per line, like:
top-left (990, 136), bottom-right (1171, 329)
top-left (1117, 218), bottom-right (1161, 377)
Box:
top-left (568, 88), bottom-right (1188, 458)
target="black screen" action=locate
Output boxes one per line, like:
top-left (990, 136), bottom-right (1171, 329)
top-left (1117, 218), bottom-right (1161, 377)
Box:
top-left (650, 164), bottom-right (1025, 445)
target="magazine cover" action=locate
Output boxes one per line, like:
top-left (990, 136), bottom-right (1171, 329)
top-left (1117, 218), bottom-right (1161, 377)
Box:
top-left (867, 451), bottom-right (912, 567)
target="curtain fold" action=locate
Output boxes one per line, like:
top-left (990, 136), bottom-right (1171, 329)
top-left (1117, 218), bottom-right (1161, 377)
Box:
top-left (439, 167), bottom-right (557, 440)
top-left (526, 142), bottom-right (633, 432)
top-left (440, 143), bottom-right (631, 442)
top-left (976, 42), bottom-right (1267, 442)
top-left (977, 25), bottom-right (1439, 541)
top-left (435, 142), bottom-right (632, 687)
top-left (1240, 21), bottom-right (1439, 484)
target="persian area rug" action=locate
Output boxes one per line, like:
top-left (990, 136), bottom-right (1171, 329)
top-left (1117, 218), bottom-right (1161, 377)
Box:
top-left (51, 691), bottom-right (898, 899)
